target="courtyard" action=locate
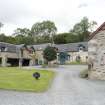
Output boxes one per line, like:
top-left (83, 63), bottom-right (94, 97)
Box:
top-left (0, 65), bottom-right (105, 105)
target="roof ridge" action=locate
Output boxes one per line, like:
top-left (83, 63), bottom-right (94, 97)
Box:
top-left (89, 22), bottom-right (105, 40)
top-left (0, 42), bottom-right (17, 46)
top-left (55, 42), bottom-right (87, 46)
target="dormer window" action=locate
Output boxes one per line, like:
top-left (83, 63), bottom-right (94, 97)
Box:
top-left (0, 47), bottom-right (7, 52)
top-left (78, 44), bottom-right (85, 51)
top-left (79, 47), bottom-right (83, 51)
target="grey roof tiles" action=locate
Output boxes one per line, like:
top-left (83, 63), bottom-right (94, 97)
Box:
top-left (0, 42), bottom-right (88, 53)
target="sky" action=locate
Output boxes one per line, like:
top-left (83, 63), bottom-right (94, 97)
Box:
top-left (0, 0), bottom-right (105, 35)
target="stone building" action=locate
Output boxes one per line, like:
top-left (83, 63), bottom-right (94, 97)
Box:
top-left (88, 22), bottom-right (105, 80)
top-left (0, 42), bottom-right (88, 67)
top-left (0, 42), bottom-right (34, 67)
top-left (55, 42), bottom-right (88, 64)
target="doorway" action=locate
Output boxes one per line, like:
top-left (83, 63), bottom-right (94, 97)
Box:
top-left (7, 58), bottom-right (19, 66)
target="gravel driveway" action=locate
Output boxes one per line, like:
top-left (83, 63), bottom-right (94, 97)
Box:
top-left (0, 65), bottom-right (105, 105)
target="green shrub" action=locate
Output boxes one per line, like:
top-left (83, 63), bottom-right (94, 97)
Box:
top-left (80, 69), bottom-right (88, 78)
top-left (43, 46), bottom-right (57, 62)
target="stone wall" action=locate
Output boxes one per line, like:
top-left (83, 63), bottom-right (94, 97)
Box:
top-left (0, 52), bottom-right (18, 58)
top-left (0, 50), bottom-right (33, 67)
top-left (57, 51), bottom-right (88, 64)
top-left (69, 51), bottom-right (88, 63)
top-left (88, 30), bottom-right (105, 80)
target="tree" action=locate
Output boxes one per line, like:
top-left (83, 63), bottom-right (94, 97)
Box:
top-left (6, 36), bottom-right (16, 44)
top-left (12, 28), bottom-right (34, 44)
top-left (43, 46), bottom-right (57, 63)
top-left (70, 17), bottom-right (97, 41)
top-left (89, 21), bottom-right (97, 32)
top-left (13, 28), bottom-right (31, 37)
top-left (0, 22), bottom-right (3, 32)
top-left (53, 33), bottom-right (67, 44)
top-left (0, 34), bottom-right (7, 42)
top-left (35, 35), bottom-right (51, 44)
top-left (65, 33), bottom-right (80, 43)
top-left (53, 33), bottom-right (80, 44)
top-left (15, 35), bottom-right (35, 45)
top-left (31, 20), bottom-right (57, 43)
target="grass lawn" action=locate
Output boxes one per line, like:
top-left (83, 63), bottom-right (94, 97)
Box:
top-left (68, 61), bottom-right (87, 65)
top-left (0, 67), bottom-right (55, 92)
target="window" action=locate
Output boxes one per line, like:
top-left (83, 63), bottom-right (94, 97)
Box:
top-left (76, 56), bottom-right (81, 62)
top-left (78, 44), bottom-right (85, 51)
top-left (0, 47), bottom-right (6, 52)
top-left (79, 47), bottom-right (83, 51)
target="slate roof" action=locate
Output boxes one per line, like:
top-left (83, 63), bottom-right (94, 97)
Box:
top-left (31, 43), bottom-right (51, 50)
top-left (0, 42), bottom-right (17, 53)
top-left (0, 42), bottom-right (88, 53)
top-left (55, 42), bottom-right (88, 52)
top-left (30, 42), bottom-right (88, 52)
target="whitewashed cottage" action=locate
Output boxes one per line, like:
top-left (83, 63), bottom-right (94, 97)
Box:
top-left (88, 22), bottom-right (105, 80)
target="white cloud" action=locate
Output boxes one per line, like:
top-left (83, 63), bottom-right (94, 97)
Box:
top-left (0, 0), bottom-right (105, 35)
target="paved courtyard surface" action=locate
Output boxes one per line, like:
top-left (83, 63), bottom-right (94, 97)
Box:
top-left (0, 65), bottom-right (105, 105)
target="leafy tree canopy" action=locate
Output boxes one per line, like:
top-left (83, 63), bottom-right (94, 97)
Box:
top-left (43, 46), bottom-right (57, 62)
top-left (31, 20), bottom-right (57, 37)
top-left (70, 17), bottom-right (97, 41)
top-left (13, 28), bottom-right (31, 37)
top-left (0, 18), bottom-right (97, 44)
